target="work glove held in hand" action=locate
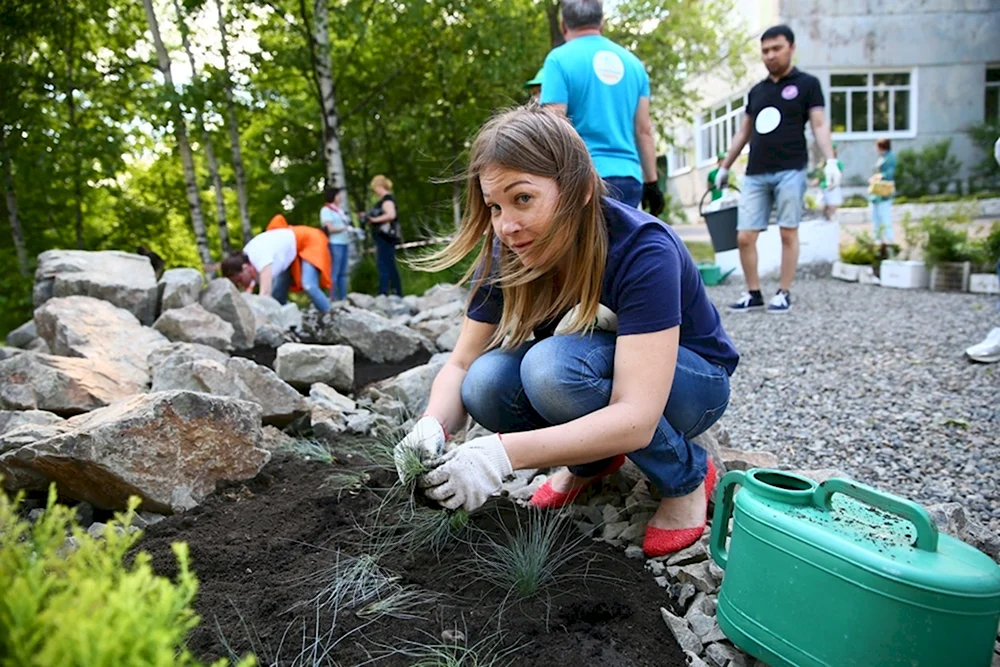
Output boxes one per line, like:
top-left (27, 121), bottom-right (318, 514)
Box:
top-left (393, 416), bottom-right (446, 483)
top-left (419, 434), bottom-right (513, 512)
top-left (642, 182), bottom-right (665, 217)
top-left (715, 167), bottom-right (729, 189)
top-left (823, 159), bottom-right (842, 190)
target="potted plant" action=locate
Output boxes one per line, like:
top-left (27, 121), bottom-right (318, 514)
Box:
top-left (880, 213), bottom-right (930, 289)
top-left (834, 232), bottom-right (880, 283)
top-left (922, 216), bottom-right (972, 292)
top-left (968, 222), bottom-right (1000, 295)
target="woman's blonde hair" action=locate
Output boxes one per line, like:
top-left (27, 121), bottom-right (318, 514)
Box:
top-left (414, 105), bottom-right (607, 349)
top-left (370, 174), bottom-right (393, 192)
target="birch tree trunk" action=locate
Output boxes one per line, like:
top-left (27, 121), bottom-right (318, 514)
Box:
top-left (141, 0), bottom-right (212, 267)
top-left (215, 0), bottom-right (252, 246)
top-left (1, 131), bottom-right (29, 277)
top-left (173, 0), bottom-right (230, 255)
top-left (312, 0), bottom-right (349, 209)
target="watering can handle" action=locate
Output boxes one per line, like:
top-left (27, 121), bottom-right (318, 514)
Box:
top-left (709, 470), bottom-right (745, 570)
top-left (814, 479), bottom-right (939, 552)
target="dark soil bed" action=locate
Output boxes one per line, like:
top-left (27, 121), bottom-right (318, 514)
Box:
top-left (139, 446), bottom-right (684, 666)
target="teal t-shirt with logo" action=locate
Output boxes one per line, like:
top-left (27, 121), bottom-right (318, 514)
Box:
top-left (540, 35), bottom-right (649, 182)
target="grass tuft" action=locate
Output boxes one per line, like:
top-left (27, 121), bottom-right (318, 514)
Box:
top-left (282, 438), bottom-right (336, 465)
top-left (383, 628), bottom-right (521, 667)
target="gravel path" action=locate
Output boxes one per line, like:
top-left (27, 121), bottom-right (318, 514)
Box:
top-left (708, 275), bottom-right (1000, 531)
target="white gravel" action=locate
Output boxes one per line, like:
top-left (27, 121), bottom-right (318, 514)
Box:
top-left (708, 275), bottom-right (999, 531)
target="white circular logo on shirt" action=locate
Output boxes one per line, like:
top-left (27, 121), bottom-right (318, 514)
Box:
top-left (755, 106), bottom-right (782, 134)
top-left (593, 51), bottom-right (625, 85)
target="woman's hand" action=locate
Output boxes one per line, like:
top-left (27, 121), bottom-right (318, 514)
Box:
top-left (392, 416), bottom-right (446, 483)
top-left (419, 434), bottom-right (512, 512)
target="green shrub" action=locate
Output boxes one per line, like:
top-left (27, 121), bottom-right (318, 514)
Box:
top-left (839, 231), bottom-right (880, 265)
top-left (895, 139), bottom-right (962, 198)
top-left (921, 216), bottom-right (972, 266)
top-left (0, 486), bottom-right (252, 667)
top-left (965, 121), bottom-right (1000, 179)
top-left (983, 222), bottom-right (1000, 266)
top-left (841, 194), bottom-right (868, 208)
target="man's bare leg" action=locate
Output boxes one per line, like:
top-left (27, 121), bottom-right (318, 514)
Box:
top-left (779, 226), bottom-right (799, 292)
top-left (738, 230), bottom-right (761, 291)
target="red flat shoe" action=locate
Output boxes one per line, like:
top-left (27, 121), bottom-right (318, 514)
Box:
top-left (529, 454), bottom-right (627, 510)
top-left (642, 459), bottom-right (717, 557)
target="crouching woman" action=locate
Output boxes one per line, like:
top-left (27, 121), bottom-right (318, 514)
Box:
top-left (394, 106), bottom-right (739, 557)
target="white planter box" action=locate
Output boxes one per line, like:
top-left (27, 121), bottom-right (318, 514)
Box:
top-left (880, 260), bottom-right (929, 290)
top-left (858, 266), bottom-right (881, 285)
top-left (969, 273), bottom-right (1000, 295)
top-left (832, 261), bottom-right (862, 282)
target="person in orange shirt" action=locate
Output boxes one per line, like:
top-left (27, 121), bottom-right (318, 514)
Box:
top-left (221, 215), bottom-right (333, 313)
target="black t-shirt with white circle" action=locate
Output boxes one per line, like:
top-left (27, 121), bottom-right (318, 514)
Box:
top-left (745, 68), bottom-right (824, 175)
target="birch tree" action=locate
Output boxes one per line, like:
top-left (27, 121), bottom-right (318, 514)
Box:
top-left (215, 0), bottom-right (252, 245)
top-left (141, 0), bottom-right (212, 266)
top-left (172, 0), bottom-right (230, 254)
top-left (311, 0), bottom-right (349, 206)
top-left (1, 131), bottom-right (28, 277)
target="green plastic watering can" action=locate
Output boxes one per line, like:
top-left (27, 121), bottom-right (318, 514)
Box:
top-left (709, 469), bottom-right (1000, 667)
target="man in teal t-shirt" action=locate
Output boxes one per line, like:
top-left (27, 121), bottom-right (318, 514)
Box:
top-left (707, 152), bottom-right (726, 201)
top-left (540, 0), bottom-right (663, 216)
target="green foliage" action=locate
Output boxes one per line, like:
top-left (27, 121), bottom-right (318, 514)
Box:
top-left (982, 222), bottom-right (1000, 266)
top-left (895, 140), bottom-right (962, 198)
top-left (0, 486), bottom-right (251, 667)
top-left (839, 231), bottom-right (880, 266)
top-left (965, 120), bottom-right (1000, 179)
top-left (841, 194), bottom-right (869, 208)
top-left (683, 241), bottom-right (714, 264)
top-left (900, 213), bottom-right (925, 261)
top-left (920, 215), bottom-right (973, 266)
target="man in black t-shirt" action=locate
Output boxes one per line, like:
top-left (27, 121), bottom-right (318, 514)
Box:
top-left (716, 25), bottom-right (839, 313)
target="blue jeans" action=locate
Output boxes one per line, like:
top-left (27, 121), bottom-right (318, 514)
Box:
top-left (271, 260), bottom-right (331, 313)
top-left (374, 235), bottom-right (403, 296)
top-left (603, 176), bottom-right (642, 209)
top-left (871, 200), bottom-right (893, 242)
top-left (460, 332), bottom-right (730, 497)
top-left (738, 168), bottom-right (807, 231)
top-left (329, 243), bottom-right (350, 301)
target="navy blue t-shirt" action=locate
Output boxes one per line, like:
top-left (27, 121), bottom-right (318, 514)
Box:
top-left (467, 197), bottom-right (740, 376)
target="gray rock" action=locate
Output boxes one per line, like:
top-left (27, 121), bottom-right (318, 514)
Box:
top-left (667, 538), bottom-right (710, 566)
top-left (25, 338), bottom-right (50, 353)
top-left (602, 520), bottom-right (630, 541)
top-left (275, 343), bottom-right (353, 392)
top-left (153, 303), bottom-right (234, 351)
top-left (260, 425), bottom-right (296, 453)
top-left (370, 395), bottom-right (407, 422)
top-left (346, 411), bottom-right (376, 435)
top-left (692, 424), bottom-right (728, 486)
top-left (34, 296), bottom-right (169, 386)
top-left (279, 303), bottom-right (302, 331)
top-left (0, 347), bottom-right (21, 361)
top-left (303, 304), bottom-right (434, 364)
top-left (719, 447), bottom-right (780, 472)
top-left (660, 607), bottom-right (703, 655)
top-left (436, 324), bottom-right (462, 352)
top-left (415, 283), bottom-right (467, 311)
top-left (347, 293), bottom-right (376, 310)
top-left (148, 342), bottom-right (230, 391)
top-left (0, 352), bottom-right (145, 415)
top-left (200, 279), bottom-right (256, 350)
top-left (685, 650), bottom-right (711, 667)
top-left (673, 582), bottom-right (697, 608)
top-left (311, 403), bottom-right (348, 441)
top-left (373, 353), bottom-right (449, 417)
top-left (705, 643), bottom-right (746, 667)
top-left (624, 544), bottom-right (645, 560)
top-left (310, 383), bottom-right (356, 412)
top-left (87, 522), bottom-right (108, 539)
top-left (226, 358), bottom-right (308, 425)
top-left (132, 511), bottom-right (166, 529)
top-left (0, 420), bottom-right (70, 456)
top-left (0, 390), bottom-right (269, 512)
top-left (792, 468), bottom-right (850, 484)
top-left (671, 561), bottom-right (716, 593)
top-left (927, 502), bottom-right (1000, 561)
top-left (159, 268), bottom-right (203, 311)
top-left (34, 250), bottom-right (159, 325)
top-left (409, 301), bottom-right (464, 326)
top-left (687, 608), bottom-right (717, 640)
top-left (0, 410), bottom-right (64, 437)
top-left (6, 320), bottom-right (38, 348)
top-left (507, 473), bottom-right (547, 501)
top-left (241, 293), bottom-right (288, 346)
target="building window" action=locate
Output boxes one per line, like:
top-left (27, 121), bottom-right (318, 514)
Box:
top-left (667, 145), bottom-right (691, 176)
top-left (696, 92), bottom-right (747, 165)
top-left (829, 71), bottom-right (914, 137)
top-left (987, 66), bottom-right (1000, 121)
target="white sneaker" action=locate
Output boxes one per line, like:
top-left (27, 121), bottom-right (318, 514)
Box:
top-left (766, 290), bottom-right (792, 314)
top-left (965, 327), bottom-right (1000, 363)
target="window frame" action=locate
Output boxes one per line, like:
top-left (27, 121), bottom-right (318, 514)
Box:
top-left (694, 91), bottom-right (749, 168)
top-left (828, 68), bottom-right (918, 141)
top-left (986, 64), bottom-right (1000, 122)
top-left (666, 143), bottom-right (692, 176)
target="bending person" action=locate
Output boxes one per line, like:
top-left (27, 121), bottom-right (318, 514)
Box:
top-left (221, 215), bottom-right (332, 313)
top-left (393, 106), bottom-right (739, 557)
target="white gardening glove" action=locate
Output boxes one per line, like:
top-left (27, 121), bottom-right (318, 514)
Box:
top-left (419, 434), bottom-right (513, 512)
top-left (393, 416), bottom-right (446, 483)
top-left (823, 159), bottom-right (842, 190)
top-left (715, 167), bottom-right (729, 188)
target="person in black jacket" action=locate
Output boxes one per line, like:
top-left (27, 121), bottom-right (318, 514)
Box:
top-left (359, 174), bottom-right (404, 296)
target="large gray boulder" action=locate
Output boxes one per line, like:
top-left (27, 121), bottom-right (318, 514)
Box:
top-left (6, 320), bottom-right (38, 349)
top-left (150, 347), bottom-right (306, 425)
top-left (275, 343), bottom-right (353, 392)
top-left (415, 283), bottom-right (467, 311)
top-left (159, 268), bottom-right (204, 312)
top-left (34, 296), bottom-right (169, 386)
top-left (0, 409), bottom-right (64, 437)
top-left (0, 352), bottom-right (145, 415)
top-left (152, 303), bottom-right (234, 351)
top-left (0, 391), bottom-right (270, 512)
top-left (241, 294), bottom-right (287, 347)
top-left (0, 410), bottom-right (67, 455)
top-left (303, 304), bottom-right (434, 364)
top-left (201, 279), bottom-right (256, 350)
top-left (373, 353), bottom-right (449, 417)
top-left (34, 250), bottom-right (159, 325)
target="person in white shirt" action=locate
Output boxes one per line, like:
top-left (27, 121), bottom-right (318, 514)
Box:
top-left (321, 185), bottom-right (352, 301)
